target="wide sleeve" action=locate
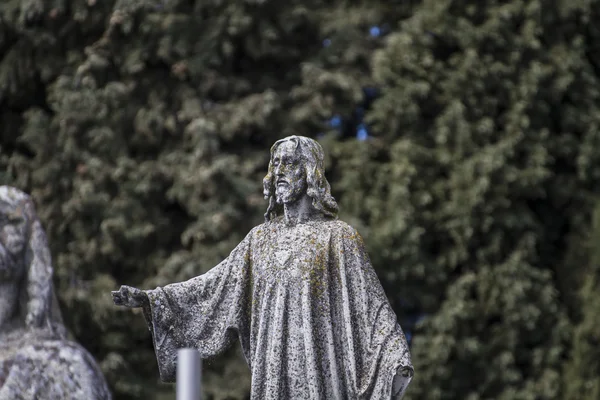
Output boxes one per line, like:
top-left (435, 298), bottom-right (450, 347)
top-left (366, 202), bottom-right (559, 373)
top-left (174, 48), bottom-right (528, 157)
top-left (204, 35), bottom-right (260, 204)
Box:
top-left (333, 223), bottom-right (413, 399)
top-left (141, 230), bottom-right (254, 382)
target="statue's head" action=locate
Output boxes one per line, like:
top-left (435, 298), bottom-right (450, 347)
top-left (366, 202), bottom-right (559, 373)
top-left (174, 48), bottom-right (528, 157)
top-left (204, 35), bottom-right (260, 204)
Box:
top-left (263, 136), bottom-right (338, 221)
top-left (0, 186), bottom-right (63, 333)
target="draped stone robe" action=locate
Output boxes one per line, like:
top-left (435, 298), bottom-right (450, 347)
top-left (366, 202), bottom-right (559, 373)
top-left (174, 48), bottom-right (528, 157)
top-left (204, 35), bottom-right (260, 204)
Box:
top-left (0, 326), bottom-right (111, 400)
top-left (142, 217), bottom-right (412, 399)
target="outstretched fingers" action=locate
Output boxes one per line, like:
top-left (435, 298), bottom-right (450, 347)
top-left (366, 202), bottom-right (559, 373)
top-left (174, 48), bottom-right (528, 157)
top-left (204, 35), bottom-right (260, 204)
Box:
top-left (112, 286), bottom-right (147, 308)
top-left (111, 291), bottom-right (124, 306)
top-left (112, 286), bottom-right (129, 306)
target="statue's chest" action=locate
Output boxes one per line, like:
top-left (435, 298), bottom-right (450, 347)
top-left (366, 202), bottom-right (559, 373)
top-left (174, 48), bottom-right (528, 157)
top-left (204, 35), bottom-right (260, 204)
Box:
top-left (251, 225), bottom-right (329, 283)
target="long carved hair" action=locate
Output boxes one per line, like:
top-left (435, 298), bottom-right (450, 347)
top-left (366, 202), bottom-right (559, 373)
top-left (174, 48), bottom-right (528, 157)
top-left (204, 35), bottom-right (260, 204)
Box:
top-left (0, 186), bottom-right (64, 335)
top-left (262, 136), bottom-right (339, 221)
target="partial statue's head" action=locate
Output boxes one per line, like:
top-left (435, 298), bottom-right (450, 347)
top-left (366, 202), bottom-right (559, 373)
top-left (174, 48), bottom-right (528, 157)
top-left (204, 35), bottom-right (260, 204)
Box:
top-left (263, 136), bottom-right (338, 221)
top-left (0, 186), bottom-right (63, 332)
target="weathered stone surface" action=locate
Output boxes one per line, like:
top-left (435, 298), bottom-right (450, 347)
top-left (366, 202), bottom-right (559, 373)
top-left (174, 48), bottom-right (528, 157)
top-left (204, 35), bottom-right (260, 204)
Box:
top-left (0, 186), bottom-right (111, 400)
top-left (113, 136), bottom-right (413, 399)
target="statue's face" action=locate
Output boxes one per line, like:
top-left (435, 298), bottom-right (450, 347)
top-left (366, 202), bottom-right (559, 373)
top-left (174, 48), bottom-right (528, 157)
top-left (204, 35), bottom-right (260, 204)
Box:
top-left (0, 204), bottom-right (27, 278)
top-left (272, 140), bottom-right (308, 205)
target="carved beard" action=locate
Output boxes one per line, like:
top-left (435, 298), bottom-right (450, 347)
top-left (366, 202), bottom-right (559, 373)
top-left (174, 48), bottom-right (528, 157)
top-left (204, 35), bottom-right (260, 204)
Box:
top-left (275, 179), bottom-right (307, 205)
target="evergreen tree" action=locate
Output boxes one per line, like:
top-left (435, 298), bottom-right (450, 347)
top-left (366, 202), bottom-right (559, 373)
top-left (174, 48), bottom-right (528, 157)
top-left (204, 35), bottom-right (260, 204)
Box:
top-left (343, 0), bottom-right (600, 399)
top-left (562, 204), bottom-right (600, 400)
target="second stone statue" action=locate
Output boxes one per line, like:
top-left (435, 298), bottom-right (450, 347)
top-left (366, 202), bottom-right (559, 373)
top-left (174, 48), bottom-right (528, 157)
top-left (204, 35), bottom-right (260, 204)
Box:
top-left (0, 186), bottom-right (111, 400)
top-left (113, 136), bottom-right (413, 399)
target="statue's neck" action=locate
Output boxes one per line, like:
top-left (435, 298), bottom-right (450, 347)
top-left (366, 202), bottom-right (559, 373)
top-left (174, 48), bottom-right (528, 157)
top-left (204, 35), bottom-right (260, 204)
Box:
top-left (283, 194), bottom-right (319, 226)
top-left (0, 281), bottom-right (19, 331)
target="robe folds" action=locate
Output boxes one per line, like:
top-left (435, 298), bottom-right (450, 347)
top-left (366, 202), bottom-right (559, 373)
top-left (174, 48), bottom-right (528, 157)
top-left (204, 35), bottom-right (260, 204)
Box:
top-left (0, 325), bottom-right (111, 400)
top-left (142, 217), bottom-right (412, 399)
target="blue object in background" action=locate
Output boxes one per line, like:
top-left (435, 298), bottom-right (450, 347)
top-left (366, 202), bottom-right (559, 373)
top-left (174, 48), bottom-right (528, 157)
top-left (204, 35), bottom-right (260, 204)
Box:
top-left (329, 115), bottom-right (342, 128)
top-left (363, 86), bottom-right (379, 100)
top-left (324, 86), bottom-right (381, 141)
top-left (323, 38), bottom-right (332, 47)
top-left (356, 124), bottom-right (369, 141)
top-left (369, 26), bottom-right (381, 37)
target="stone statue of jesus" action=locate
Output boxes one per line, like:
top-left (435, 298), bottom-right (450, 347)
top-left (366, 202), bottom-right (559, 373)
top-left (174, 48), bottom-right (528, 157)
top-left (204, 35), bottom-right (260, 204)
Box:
top-left (112, 136), bottom-right (413, 399)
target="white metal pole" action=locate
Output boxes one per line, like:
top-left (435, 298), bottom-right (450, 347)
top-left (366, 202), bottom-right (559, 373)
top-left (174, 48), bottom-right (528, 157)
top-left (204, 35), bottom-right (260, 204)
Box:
top-left (177, 348), bottom-right (202, 400)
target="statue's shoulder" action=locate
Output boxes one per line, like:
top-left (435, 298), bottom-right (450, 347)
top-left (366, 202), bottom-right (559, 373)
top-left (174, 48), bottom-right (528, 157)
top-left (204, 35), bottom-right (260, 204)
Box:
top-left (324, 218), bottom-right (360, 236)
top-left (249, 219), bottom-right (276, 236)
top-left (307, 219), bottom-right (365, 244)
top-left (246, 220), bottom-right (276, 242)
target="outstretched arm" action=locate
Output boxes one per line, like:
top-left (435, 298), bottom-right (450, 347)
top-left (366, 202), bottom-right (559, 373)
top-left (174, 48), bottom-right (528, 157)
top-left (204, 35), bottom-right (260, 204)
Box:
top-left (112, 285), bottom-right (149, 309)
top-left (111, 227), bottom-right (255, 382)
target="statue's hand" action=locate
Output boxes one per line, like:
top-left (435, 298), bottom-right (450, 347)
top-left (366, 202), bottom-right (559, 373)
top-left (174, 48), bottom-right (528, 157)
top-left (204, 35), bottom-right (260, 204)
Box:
top-left (391, 366), bottom-right (414, 399)
top-left (112, 285), bottom-right (147, 308)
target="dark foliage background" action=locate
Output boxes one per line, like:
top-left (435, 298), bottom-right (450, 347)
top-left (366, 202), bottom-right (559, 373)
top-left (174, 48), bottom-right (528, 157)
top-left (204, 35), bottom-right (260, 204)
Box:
top-left (2, 0), bottom-right (600, 399)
